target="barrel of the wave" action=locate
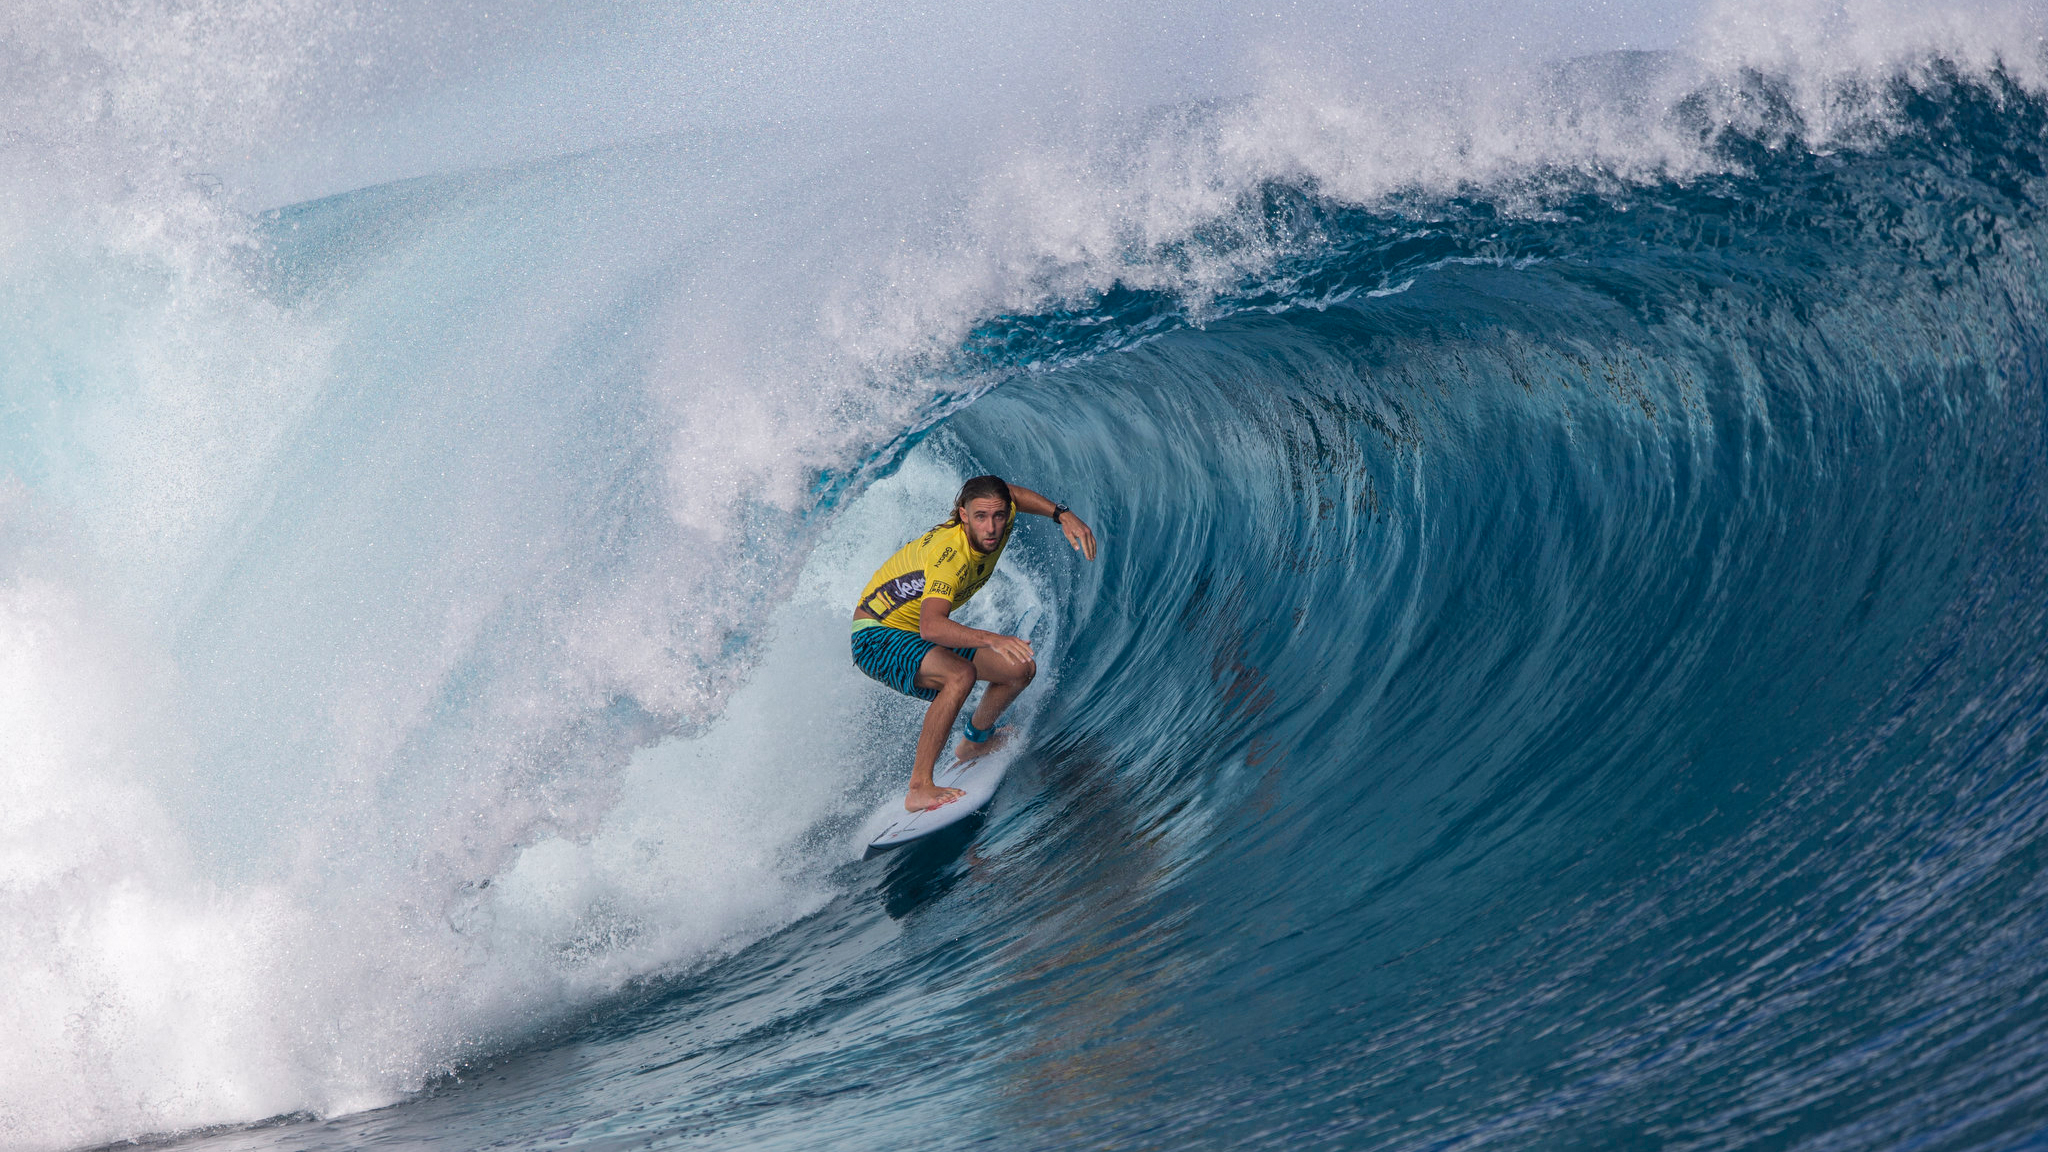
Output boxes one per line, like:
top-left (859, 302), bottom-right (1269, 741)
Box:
top-left (850, 474), bottom-right (1096, 854)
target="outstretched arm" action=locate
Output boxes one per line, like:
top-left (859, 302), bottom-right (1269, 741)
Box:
top-left (1009, 484), bottom-right (1098, 561)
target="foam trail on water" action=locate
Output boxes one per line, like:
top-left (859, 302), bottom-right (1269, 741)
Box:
top-left (465, 450), bottom-right (1055, 987)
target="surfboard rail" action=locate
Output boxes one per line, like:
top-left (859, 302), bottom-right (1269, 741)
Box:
top-left (864, 753), bottom-right (1011, 855)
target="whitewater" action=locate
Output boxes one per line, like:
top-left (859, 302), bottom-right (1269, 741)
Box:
top-left (4, 0), bottom-right (2048, 1148)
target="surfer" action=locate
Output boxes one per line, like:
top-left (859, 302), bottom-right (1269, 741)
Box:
top-left (852, 475), bottom-right (1098, 811)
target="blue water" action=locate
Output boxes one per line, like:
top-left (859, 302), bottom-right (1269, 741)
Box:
top-left (7, 17), bottom-right (2048, 1152)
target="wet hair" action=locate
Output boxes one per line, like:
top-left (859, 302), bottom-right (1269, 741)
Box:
top-left (948, 474), bottom-right (1012, 523)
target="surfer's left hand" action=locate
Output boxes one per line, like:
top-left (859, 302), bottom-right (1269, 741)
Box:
top-left (1061, 512), bottom-right (1098, 561)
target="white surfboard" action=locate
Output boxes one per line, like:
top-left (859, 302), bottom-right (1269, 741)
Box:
top-left (865, 751), bottom-right (1011, 854)
top-left (865, 607), bottom-right (1040, 855)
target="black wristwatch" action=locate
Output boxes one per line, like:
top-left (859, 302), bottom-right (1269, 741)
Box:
top-left (1050, 502), bottom-right (1071, 524)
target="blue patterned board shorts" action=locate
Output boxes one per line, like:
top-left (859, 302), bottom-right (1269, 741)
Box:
top-left (851, 623), bottom-right (977, 701)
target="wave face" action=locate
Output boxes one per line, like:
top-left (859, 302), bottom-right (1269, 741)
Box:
top-left (945, 85), bottom-right (2048, 1146)
top-left (6, 4), bottom-right (2048, 1151)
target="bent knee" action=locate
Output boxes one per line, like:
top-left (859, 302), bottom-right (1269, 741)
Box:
top-left (939, 664), bottom-right (977, 696)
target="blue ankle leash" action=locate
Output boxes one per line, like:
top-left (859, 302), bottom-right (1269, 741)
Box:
top-left (962, 608), bottom-right (1036, 746)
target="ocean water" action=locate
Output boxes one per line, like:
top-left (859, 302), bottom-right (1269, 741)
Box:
top-left (5, 2), bottom-right (2048, 1149)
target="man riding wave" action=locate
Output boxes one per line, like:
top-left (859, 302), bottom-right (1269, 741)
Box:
top-left (851, 475), bottom-right (1098, 811)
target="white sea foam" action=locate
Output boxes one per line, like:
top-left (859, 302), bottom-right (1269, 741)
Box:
top-left (0, 0), bottom-right (2041, 1147)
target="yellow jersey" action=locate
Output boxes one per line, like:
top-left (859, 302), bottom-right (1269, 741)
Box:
top-left (856, 503), bottom-right (1015, 633)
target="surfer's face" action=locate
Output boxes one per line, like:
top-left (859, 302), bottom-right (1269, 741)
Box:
top-left (958, 496), bottom-right (1009, 553)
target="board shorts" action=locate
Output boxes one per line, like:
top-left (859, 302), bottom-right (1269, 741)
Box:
top-left (851, 621), bottom-right (976, 702)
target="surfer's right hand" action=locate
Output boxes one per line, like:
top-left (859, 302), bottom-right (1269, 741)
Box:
top-left (987, 633), bottom-right (1035, 665)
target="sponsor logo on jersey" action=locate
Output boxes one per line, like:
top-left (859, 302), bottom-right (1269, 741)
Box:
top-left (865, 571), bottom-right (927, 619)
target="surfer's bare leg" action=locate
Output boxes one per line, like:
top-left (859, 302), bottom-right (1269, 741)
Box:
top-left (906, 647), bottom-right (975, 811)
top-left (955, 645), bottom-right (1037, 761)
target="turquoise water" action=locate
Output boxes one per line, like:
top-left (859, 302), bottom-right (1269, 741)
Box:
top-left (5, 12), bottom-right (2048, 1152)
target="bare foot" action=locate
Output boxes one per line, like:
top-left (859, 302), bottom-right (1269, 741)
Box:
top-left (906, 782), bottom-right (966, 812)
top-left (954, 726), bottom-right (1013, 762)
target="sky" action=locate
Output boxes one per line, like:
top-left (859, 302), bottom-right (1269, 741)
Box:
top-left (211, 0), bottom-right (1710, 206)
